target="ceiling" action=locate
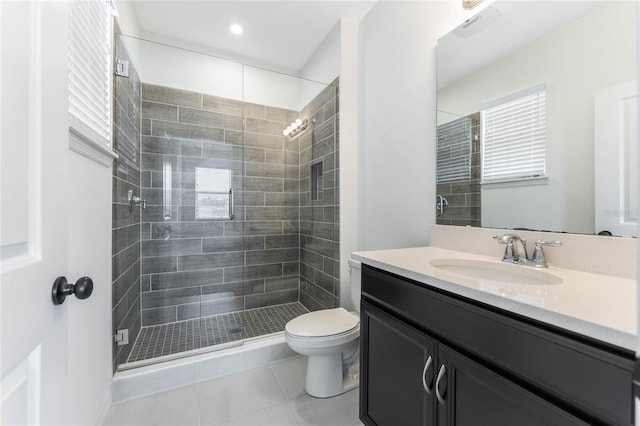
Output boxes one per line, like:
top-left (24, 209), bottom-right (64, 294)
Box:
top-left (129, 1), bottom-right (377, 73)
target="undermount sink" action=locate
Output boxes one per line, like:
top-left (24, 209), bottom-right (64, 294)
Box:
top-left (429, 258), bottom-right (563, 285)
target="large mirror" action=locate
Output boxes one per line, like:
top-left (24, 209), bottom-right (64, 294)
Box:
top-left (436, 1), bottom-right (637, 236)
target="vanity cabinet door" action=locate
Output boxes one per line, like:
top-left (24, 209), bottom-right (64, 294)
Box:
top-left (360, 301), bottom-right (437, 426)
top-left (436, 344), bottom-right (589, 426)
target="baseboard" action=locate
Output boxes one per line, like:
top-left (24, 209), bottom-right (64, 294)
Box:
top-left (94, 389), bottom-right (112, 425)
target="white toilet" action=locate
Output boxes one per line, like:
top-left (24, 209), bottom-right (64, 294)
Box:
top-left (285, 258), bottom-right (362, 398)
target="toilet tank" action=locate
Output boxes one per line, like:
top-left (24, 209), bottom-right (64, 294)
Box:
top-left (348, 258), bottom-right (362, 312)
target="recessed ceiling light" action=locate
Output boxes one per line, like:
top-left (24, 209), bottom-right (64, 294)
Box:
top-left (229, 23), bottom-right (243, 35)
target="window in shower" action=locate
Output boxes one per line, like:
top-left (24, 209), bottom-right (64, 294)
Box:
top-left (195, 167), bottom-right (233, 220)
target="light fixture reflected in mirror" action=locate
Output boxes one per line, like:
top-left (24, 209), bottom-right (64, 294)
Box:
top-left (453, 6), bottom-right (501, 38)
top-left (463, 0), bottom-right (484, 10)
top-left (282, 118), bottom-right (308, 137)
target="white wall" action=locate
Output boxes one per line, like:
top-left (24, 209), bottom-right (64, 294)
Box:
top-left (301, 21), bottom-right (341, 84)
top-left (636, 1), bottom-right (640, 418)
top-left (438, 2), bottom-right (636, 234)
top-left (121, 36), bottom-right (328, 112)
top-left (636, 0), bottom-right (640, 367)
top-left (357, 1), bottom-right (470, 250)
top-left (114, 0), bottom-right (141, 38)
top-left (66, 153), bottom-right (113, 425)
top-left (338, 19), bottom-right (360, 310)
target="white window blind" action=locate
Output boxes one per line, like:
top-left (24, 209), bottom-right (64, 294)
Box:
top-left (195, 168), bottom-right (232, 220)
top-left (481, 86), bottom-right (546, 183)
top-left (437, 116), bottom-right (472, 183)
top-left (69, 0), bottom-right (112, 148)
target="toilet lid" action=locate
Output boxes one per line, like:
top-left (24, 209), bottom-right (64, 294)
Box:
top-left (285, 307), bottom-right (359, 337)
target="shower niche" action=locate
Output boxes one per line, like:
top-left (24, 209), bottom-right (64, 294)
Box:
top-left (310, 162), bottom-right (323, 201)
top-left (111, 34), bottom-right (340, 370)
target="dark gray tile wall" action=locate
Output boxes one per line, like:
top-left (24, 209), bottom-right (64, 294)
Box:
top-left (139, 83), bottom-right (305, 326)
top-left (436, 113), bottom-right (481, 227)
top-left (298, 79), bottom-right (340, 311)
top-left (112, 33), bottom-right (142, 372)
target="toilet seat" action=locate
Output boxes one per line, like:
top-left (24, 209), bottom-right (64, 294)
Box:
top-left (285, 307), bottom-right (359, 338)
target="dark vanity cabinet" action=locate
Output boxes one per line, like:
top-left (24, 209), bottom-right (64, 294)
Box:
top-left (360, 265), bottom-right (635, 426)
top-left (361, 302), bottom-right (437, 425)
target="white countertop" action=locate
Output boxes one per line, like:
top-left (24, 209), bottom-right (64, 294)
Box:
top-left (352, 246), bottom-right (637, 352)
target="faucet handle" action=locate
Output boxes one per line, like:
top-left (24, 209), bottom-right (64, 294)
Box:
top-left (531, 240), bottom-right (562, 268)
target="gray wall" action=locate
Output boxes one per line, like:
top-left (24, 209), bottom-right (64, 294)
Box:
top-left (137, 80), bottom-right (340, 324)
top-left (111, 34), bottom-right (142, 371)
top-left (139, 84), bottom-right (304, 326)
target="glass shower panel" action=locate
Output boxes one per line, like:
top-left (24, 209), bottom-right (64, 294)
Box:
top-left (242, 65), bottom-right (338, 317)
top-left (299, 78), bottom-right (340, 311)
top-left (111, 34), bottom-right (340, 371)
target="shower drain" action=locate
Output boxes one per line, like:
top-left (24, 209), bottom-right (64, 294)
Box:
top-left (228, 328), bottom-right (243, 334)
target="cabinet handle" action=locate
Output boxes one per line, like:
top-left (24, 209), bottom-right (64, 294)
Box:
top-left (422, 355), bottom-right (433, 394)
top-left (435, 364), bottom-right (447, 405)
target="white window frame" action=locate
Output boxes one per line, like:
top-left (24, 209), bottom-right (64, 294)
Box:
top-left (481, 84), bottom-right (547, 187)
top-left (68, 0), bottom-right (118, 167)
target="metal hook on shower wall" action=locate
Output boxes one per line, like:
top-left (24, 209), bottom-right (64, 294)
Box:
top-left (128, 188), bottom-right (146, 209)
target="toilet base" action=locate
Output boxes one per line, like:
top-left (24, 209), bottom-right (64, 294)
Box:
top-left (304, 354), bottom-right (360, 398)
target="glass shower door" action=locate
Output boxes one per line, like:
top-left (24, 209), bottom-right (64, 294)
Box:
top-left (114, 35), bottom-right (249, 367)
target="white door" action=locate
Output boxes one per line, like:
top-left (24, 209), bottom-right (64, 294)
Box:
top-left (1, 2), bottom-right (73, 424)
top-left (594, 80), bottom-right (638, 237)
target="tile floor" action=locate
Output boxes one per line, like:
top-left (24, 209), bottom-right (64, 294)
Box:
top-left (128, 303), bottom-right (309, 363)
top-left (105, 356), bottom-right (363, 426)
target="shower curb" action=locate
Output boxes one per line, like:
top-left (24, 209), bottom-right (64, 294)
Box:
top-left (111, 334), bottom-right (296, 403)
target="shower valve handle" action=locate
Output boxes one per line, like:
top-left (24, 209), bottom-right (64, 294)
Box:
top-left (128, 189), bottom-right (146, 209)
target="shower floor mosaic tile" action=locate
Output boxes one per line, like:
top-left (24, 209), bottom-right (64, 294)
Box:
top-left (127, 302), bottom-right (309, 363)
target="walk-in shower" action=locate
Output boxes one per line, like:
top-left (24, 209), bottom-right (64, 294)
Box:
top-left (111, 34), bottom-right (340, 371)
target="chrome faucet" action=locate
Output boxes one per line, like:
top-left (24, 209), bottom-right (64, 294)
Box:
top-left (494, 234), bottom-right (562, 268)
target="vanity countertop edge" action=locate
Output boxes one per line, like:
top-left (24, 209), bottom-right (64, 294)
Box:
top-left (352, 246), bottom-right (637, 353)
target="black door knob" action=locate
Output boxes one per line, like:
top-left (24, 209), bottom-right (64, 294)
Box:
top-left (51, 276), bottom-right (94, 305)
